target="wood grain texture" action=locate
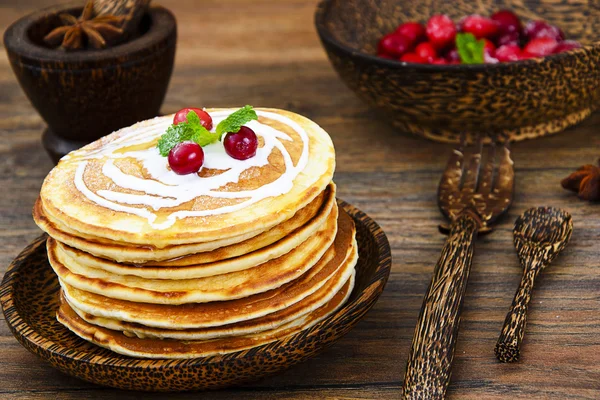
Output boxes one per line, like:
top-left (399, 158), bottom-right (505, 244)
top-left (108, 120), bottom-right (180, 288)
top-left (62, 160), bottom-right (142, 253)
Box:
top-left (404, 139), bottom-right (513, 398)
top-left (1, 0), bottom-right (600, 399)
top-left (438, 141), bottom-right (514, 233)
top-left (403, 214), bottom-right (478, 400)
top-left (495, 207), bottom-right (573, 363)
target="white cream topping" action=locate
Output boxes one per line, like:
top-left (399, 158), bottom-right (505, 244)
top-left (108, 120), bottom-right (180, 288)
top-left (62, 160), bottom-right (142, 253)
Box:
top-left (70, 110), bottom-right (309, 229)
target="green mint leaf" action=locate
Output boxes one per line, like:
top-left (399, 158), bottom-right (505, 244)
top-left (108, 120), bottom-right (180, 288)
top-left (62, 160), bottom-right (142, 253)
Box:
top-left (185, 109), bottom-right (201, 126)
top-left (216, 105), bottom-right (258, 139)
top-left (156, 110), bottom-right (219, 156)
top-left (456, 33), bottom-right (485, 64)
top-left (157, 123), bottom-right (194, 156)
top-left (185, 110), bottom-right (219, 146)
top-left (190, 124), bottom-right (219, 147)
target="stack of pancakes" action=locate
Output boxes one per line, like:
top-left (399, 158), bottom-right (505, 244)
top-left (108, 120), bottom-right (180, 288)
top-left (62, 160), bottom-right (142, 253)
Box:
top-left (33, 108), bottom-right (358, 359)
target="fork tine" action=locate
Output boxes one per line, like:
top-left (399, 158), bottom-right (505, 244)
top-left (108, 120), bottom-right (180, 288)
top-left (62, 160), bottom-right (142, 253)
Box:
top-left (493, 143), bottom-right (515, 197)
top-left (438, 135), bottom-right (465, 195)
top-left (438, 134), bottom-right (466, 219)
top-left (461, 134), bottom-right (483, 193)
top-left (478, 136), bottom-right (497, 195)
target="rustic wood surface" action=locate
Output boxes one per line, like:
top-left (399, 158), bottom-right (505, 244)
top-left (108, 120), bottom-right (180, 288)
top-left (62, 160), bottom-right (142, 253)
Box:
top-left (0, 0), bottom-right (599, 398)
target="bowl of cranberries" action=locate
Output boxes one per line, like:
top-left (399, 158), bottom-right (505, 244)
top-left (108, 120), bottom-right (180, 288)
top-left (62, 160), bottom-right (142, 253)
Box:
top-left (315, 0), bottom-right (600, 142)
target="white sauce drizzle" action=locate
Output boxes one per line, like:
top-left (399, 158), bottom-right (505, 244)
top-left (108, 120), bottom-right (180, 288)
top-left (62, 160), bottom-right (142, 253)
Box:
top-left (71, 110), bottom-right (309, 229)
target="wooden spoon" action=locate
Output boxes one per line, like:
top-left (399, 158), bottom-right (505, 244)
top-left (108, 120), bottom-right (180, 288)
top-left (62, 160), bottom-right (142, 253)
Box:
top-left (495, 207), bottom-right (573, 363)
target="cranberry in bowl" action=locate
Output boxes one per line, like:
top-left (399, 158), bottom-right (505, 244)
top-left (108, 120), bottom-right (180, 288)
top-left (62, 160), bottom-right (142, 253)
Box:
top-left (315, 0), bottom-right (600, 143)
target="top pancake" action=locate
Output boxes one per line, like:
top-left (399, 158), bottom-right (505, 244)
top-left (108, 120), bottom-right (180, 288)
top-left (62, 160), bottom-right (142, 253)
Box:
top-left (36, 108), bottom-right (335, 247)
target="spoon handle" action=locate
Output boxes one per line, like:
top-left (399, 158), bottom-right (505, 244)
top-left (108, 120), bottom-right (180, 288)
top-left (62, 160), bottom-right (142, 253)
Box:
top-left (403, 214), bottom-right (478, 400)
top-left (495, 265), bottom-right (541, 362)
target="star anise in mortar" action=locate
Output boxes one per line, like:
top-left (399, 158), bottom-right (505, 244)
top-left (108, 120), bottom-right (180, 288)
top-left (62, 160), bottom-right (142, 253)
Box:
top-left (561, 160), bottom-right (600, 201)
top-left (43, 0), bottom-right (125, 50)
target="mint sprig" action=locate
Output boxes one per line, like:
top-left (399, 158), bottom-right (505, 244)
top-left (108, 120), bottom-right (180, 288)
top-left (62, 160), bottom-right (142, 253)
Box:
top-left (157, 110), bottom-right (218, 156)
top-left (186, 111), bottom-right (219, 147)
top-left (157, 123), bottom-right (191, 156)
top-left (456, 33), bottom-right (485, 64)
top-left (157, 106), bottom-right (259, 156)
top-left (216, 105), bottom-right (258, 139)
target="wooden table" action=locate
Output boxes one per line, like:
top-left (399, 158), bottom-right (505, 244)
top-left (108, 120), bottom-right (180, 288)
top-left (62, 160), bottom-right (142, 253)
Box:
top-left (1, 1), bottom-right (599, 398)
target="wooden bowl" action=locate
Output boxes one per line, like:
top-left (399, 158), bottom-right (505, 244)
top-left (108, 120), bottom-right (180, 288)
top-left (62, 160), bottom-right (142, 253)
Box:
top-left (3, 4), bottom-right (177, 163)
top-left (315, 0), bottom-right (600, 143)
top-left (0, 201), bottom-right (391, 392)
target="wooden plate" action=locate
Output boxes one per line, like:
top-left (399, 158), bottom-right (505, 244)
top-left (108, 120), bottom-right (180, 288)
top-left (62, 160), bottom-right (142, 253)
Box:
top-left (0, 201), bottom-right (391, 392)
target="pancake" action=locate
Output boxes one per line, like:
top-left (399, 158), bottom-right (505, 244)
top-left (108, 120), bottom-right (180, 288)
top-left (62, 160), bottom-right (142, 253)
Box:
top-left (35, 198), bottom-right (263, 262)
top-left (57, 274), bottom-right (354, 359)
top-left (61, 209), bottom-right (356, 329)
top-left (51, 185), bottom-right (335, 278)
top-left (33, 107), bottom-right (353, 360)
top-left (37, 108), bottom-right (336, 247)
top-left (67, 259), bottom-right (357, 340)
top-left (49, 204), bottom-right (340, 305)
top-left (34, 183), bottom-right (335, 263)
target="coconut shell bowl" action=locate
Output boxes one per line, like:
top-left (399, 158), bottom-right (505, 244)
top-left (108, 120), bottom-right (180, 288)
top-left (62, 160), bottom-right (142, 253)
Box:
top-left (0, 202), bottom-right (391, 392)
top-left (3, 3), bottom-right (176, 163)
top-left (315, 0), bottom-right (600, 143)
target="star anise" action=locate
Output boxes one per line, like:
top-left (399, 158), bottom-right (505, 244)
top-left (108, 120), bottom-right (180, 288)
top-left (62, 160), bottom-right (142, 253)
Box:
top-left (43, 0), bottom-right (125, 50)
top-left (561, 160), bottom-right (600, 201)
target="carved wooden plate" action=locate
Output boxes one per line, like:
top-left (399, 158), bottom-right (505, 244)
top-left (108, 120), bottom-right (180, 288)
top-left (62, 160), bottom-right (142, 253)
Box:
top-left (0, 201), bottom-right (391, 392)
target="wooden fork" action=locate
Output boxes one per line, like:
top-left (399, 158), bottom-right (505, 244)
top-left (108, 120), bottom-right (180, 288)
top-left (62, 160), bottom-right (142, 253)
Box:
top-left (402, 135), bottom-right (515, 400)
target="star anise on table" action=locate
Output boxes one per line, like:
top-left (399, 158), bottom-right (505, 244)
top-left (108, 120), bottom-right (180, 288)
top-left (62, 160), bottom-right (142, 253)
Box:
top-left (561, 160), bottom-right (600, 201)
top-left (43, 0), bottom-right (125, 50)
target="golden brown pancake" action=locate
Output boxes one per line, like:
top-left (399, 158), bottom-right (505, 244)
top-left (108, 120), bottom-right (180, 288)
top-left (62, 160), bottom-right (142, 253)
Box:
top-left (60, 209), bottom-right (356, 329)
top-left (57, 275), bottom-right (354, 359)
top-left (34, 107), bottom-right (353, 360)
top-left (37, 108), bottom-right (336, 247)
top-left (67, 261), bottom-right (357, 340)
top-left (50, 185), bottom-right (335, 277)
top-left (34, 183), bottom-right (335, 263)
top-left (49, 205), bottom-right (340, 304)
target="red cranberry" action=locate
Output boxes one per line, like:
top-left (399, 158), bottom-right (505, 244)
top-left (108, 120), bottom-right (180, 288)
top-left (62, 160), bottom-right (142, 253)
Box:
top-left (224, 126), bottom-right (258, 160)
top-left (460, 15), bottom-right (499, 39)
top-left (495, 44), bottom-right (522, 62)
top-left (553, 40), bottom-right (582, 54)
top-left (524, 20), bottom-right (546, 38)
top-left (445, 48), bottom-right (460, 62)
top-left (483, 39), bottom-right (496, 56)
top-left (539, 25), bottom-right (565, 41)
top-left (517, 51), bottom-right (535, 60)
top-left (426, 15), bottom-right (457, 50)
top-left (399, 53), bottom-right (427, 63)
top-left (523, 37), bottom-right (559, 57)
top-left (378, 33), bottom-right (413, 57)
top-left (431, 58), bottom-right (448, 65)
top-left (395, 22), bottom-right (426, 45)
top-left (484, 52), bottom-right (499, 64)
top-left (524, 20), bottom-right (564, 42)
top-left (496, 31), bottom-right (521, 47)
top-left (168, 142), bottom-right (204, 175)
top-left (415, 42), bottom-right (437, 62)
top-left (491, 10), bottom-right (522, 35)
top-left (173, 108), bottom-right (213, 130)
